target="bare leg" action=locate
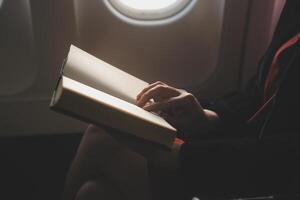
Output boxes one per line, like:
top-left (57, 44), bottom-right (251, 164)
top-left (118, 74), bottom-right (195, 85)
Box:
top-left (75, 180), bottom-right (122, 200)
top-left (62, 124), bottom-right (182, 200)
top-left (63, 125), bottom-right (152, 200)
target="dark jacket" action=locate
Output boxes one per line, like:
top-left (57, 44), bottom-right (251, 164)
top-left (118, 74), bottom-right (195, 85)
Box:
top-left (180, 0), bottom-right (300, 198)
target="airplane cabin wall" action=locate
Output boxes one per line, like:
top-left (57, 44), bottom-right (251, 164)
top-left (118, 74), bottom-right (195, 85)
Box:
top-left (0, 0), bottom-right (87, 136)
top-left (0, 0), bottom-right (284, 136)
top-left (73, 0), bottom-right (247, 98)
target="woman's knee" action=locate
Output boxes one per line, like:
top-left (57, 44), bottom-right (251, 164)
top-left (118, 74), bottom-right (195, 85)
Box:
top-left (75, 180), bottom-right (122, 200)
top-left (77, 125), bottom-right (123, 160)
top-left (81, 125), bottom-right (117, 147)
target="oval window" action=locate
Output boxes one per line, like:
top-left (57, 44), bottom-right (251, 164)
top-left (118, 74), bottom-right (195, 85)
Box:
top-left (104, 0), bottom-right (196, 25)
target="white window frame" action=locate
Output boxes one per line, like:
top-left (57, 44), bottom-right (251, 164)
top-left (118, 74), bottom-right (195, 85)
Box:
top-left (0, 0), bottom-right (4, 8)
top-left (103, 0), bottom-right (197, 26)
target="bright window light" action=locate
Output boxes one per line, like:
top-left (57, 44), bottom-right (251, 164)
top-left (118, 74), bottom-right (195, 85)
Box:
top-left (116, 0), bottom-right (179, 10)
top-left (104, 0), bottom-right (196, 25)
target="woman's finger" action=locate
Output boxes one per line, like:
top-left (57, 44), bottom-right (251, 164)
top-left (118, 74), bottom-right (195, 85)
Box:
top-left (137, 85), bottom-right (179, 107)
top-left (142, 96), bottom-right (183, 112)
top-left (136, 81), bottom-right (165, 101)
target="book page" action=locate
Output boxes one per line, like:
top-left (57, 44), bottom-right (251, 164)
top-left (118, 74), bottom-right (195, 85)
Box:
top-left (62, 76), bottom-right (176, 132)
top-left (63, 45), bottom-right (149, 104)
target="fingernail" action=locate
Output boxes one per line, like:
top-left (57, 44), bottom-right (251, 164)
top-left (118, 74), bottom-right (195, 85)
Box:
top-left (142, 105), bottom-right (149, 110)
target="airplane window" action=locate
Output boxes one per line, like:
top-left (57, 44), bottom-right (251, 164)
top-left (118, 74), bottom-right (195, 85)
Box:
top-left (104, 0), bottom-right (196, 25)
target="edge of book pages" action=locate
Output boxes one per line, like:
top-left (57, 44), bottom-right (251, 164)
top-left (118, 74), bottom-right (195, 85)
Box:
top-left (50, 76), bottom-right (177, 149)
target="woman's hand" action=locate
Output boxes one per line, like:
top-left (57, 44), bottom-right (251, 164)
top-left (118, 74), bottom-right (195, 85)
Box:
top-left (136, 81), bottom-right (219, 138)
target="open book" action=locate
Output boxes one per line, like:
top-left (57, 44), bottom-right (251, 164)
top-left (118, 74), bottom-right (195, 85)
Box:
top-left (50, 45), bottom-right (177, 149)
